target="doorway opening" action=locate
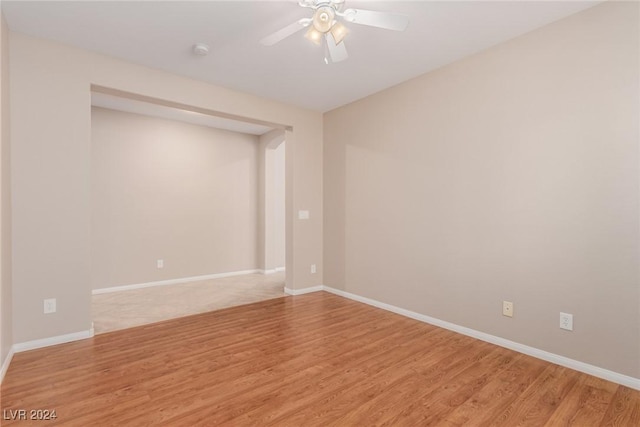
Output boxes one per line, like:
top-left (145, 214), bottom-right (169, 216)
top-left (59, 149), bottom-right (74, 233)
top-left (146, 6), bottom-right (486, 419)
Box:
top-left (89, 89), bottom-right (288, 334)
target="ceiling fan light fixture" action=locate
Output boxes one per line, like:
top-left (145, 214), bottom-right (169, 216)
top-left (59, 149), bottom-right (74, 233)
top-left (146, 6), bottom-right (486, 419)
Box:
top-left (312, 6), bottom-right (335, 33)
top-left (305, 26), bottom-right (324, 45)
top-left (260, 0), bottom-right (410, 64)
top-left (330, 21), bottom-right (349, 45)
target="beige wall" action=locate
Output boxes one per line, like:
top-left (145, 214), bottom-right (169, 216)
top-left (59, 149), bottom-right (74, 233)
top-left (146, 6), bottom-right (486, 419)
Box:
top-left (10, 33), bottom-right (323, 344)
top-left (273, 142), bottom-right (286, 269)
top-left (324, 1), bottom-right (639, 378)
top-left (91, 107), bottom-right (260, 289)
top-left (0, 13), bottom-right (12, 368)
top-left (258, 130), bottom-right (286, 272)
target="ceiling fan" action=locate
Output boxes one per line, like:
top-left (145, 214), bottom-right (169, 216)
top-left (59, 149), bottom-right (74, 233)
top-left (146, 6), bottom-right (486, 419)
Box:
top-left (260, 0), bottom-right (409, 64)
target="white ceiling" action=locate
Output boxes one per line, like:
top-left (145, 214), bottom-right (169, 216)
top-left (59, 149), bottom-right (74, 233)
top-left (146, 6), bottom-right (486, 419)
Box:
top-left (3, 1), bottom-right (601, 112)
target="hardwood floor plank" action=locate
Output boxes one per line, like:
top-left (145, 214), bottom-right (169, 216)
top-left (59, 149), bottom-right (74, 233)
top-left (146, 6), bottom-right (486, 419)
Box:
top-left (488, 364), bottom-right (579, 426)
top-left (543, 374), bottom-right (618, 426)
top-left (600, 386), bottom-right (640, 426)
top-left (227, 328), bottom-right (459, 425)
top-left (1, 292), bottom-right (638, 426)
top-left (440, 354), bottom-right (549, 426)
top-left (298, 339), bottom-right (492, 426)
top-left (376, 346), bottom-right (516, 426)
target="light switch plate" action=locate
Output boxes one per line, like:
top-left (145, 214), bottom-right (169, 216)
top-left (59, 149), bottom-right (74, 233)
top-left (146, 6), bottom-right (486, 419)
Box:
top-left (298, 210), bottom-right (310, 220)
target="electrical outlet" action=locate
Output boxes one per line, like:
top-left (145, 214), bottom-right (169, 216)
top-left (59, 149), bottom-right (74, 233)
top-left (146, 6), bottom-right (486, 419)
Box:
top-left (310, 264), bottom-right (317, 274)
top-left (560, 312), bottom-right (573, 331)
top-left (157, 259), bottom-right (164, 269)
top-left (44, 298), bottom-right (56, 314)
top-left (502, 301), bottom-right (513, 317)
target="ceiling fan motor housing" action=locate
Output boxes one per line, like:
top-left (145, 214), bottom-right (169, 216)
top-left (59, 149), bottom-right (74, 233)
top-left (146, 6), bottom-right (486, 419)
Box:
top-left (312, 6), bottom-right (336, 33)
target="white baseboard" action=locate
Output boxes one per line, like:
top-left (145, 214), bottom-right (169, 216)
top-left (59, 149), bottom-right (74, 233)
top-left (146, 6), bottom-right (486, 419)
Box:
top-left (12, 329), bottom-right (94, 353)
top-left (93, 269), bottom-right (261, 295)
top-left (275, 267), bottom-right (286, 272)
top-left (0, 346), bottom-right (15, 384)
top-left (284, 285), bottom-right (323, 296)
top-left (322, 286), bottom-right (640, 391)
top-left (2, 329), bottom-right (95, 382)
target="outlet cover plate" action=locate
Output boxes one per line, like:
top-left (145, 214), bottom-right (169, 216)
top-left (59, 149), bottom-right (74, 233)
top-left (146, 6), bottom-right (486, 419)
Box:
top-left (560, 312), bottom-right (573, 331)
top-left (44, 298), bottom-right (56, 314)
top-left (502, 301), bottom-right (513, 317)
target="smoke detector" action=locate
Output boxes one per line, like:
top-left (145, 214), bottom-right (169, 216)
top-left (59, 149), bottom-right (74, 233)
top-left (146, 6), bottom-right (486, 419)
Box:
top-left (192, 43), bottom-right (210, 56)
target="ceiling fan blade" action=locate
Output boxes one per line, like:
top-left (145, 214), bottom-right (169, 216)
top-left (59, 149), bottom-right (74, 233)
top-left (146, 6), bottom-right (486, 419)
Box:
top-left (325, 33), bottom-right (348, 63)
top-left (260, 18), bottom-right (312, 46)
top-left (341, 8), bottom-right (409, 31)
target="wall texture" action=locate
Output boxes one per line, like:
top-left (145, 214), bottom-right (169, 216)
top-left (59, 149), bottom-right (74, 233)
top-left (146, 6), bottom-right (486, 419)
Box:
top-left (0, 13), bottom-right (12, 370)
top-left (10, 33), bottom-right (323, 344)
top-left (324, 1), bottom-right (639, 378)
top-left (91, 107), bottom-right (260, 289)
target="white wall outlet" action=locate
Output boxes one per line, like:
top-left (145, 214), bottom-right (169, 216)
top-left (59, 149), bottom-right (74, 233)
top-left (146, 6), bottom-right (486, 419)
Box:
top-left (502, 301), bottom-right (513, 317)
top-left (44, 298), bottom-right (56, 314)
top-left (157, 259), bottom-right (164, 269)
top-left (298, 210), bottom-right (310, 220)
top-left (560, 312), bottom-right (573, 331)
top-left (311, 264), bottom-right (316, 274)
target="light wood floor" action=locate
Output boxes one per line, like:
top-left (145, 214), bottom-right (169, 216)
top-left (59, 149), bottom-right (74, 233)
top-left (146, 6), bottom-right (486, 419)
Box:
top-left (2, 292), bottom-right (639, 426)
top-left (92, 272), bottom-right (285, 333)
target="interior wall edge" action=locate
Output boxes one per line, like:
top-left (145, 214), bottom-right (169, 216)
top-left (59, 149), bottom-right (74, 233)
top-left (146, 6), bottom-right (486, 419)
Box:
top-left (0, 344), bottom-right (14, 384)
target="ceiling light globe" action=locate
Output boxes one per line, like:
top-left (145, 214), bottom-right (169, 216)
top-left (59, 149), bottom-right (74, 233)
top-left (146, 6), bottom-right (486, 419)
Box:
top-left (330, 22), bottom-right (349, 45)
top-left (304, 27), bottom-right (324, 45)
